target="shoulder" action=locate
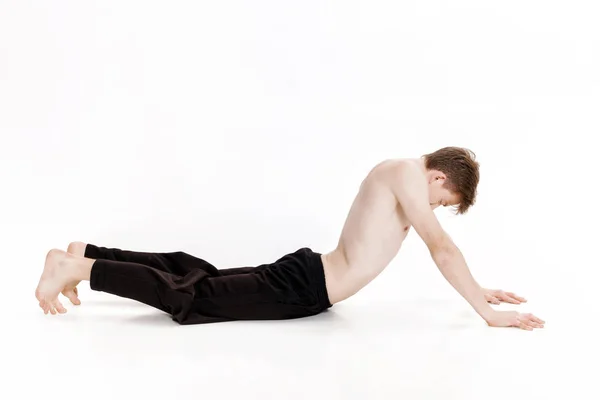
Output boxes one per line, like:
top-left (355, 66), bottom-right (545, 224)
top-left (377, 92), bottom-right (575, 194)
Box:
top-left (373, 158), bottom-right (424, 183)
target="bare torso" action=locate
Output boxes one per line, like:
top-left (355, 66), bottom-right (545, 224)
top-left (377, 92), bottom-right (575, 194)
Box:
top-left (321, 158), bottom-right (419, 304)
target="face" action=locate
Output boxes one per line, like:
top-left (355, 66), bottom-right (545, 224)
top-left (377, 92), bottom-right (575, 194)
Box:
top-left (427, 172), bottom-right (461, 210)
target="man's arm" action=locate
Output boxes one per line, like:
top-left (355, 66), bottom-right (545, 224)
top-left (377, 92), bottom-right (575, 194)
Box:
top-left (389, 162), bottom-right (495, 322)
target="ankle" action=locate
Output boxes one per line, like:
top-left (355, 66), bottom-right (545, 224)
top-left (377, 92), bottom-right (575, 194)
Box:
top-left (63, 254), bottom-right (93, 281)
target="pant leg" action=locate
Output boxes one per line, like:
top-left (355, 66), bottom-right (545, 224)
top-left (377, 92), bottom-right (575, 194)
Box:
top-left (84, 243), bottom-right (261, 277)
top-left (89, 257), bottom-right (315, 324)
top-left (89, 257), bottom-right (221, 323)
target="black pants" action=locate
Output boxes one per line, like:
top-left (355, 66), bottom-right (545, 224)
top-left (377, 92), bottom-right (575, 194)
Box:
top-left (85, 244), bottom-right (333, 324)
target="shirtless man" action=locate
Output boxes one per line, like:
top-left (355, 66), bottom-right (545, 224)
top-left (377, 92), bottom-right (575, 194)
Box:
top-left (35, 146), bottom-right (544, 330)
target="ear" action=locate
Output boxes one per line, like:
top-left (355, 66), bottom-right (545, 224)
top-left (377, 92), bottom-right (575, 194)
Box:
top-left (428, 170), bottom-right (447, 184)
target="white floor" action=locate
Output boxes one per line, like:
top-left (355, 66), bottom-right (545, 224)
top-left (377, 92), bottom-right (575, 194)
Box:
top-left (5, 253), bottom-right (596, 400)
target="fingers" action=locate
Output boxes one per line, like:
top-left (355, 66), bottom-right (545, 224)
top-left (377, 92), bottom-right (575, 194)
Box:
top-left (506, 292), bottom-right (527, 303)
top-left (498, 293), bottom-right (521, 304)
top-left (518, 313), bottom-right (545, 330)
top-left (525, 313), bottom-right (545, 327)
top-left (519, 322), bottom-right (533, 331)
top-left (530, 315), bottom-right (545, 324)
top-left (493, 291), bottom-right (527, 304)
top-left (490, 289), bottom-right (528, 304)
top-left (520, 320), bottom-right (536, 330)
top-left (484, 294), bottom-right (501, 304)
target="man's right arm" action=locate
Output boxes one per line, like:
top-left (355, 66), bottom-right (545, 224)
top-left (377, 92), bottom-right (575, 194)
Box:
top-left (389, 162), bottom-right (496, 322)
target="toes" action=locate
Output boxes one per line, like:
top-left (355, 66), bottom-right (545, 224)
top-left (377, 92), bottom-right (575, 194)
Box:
top-left (41, 300), bottom-right (50, 314)
top-left (48, 299), bottom-right (57, 314)
top-left (40, 298), bottom-right (66, 315)
top-left (63, 289), bottom-right (80, 305)
top-left (72, 295), bottom-right (81, 306)
top-left (70, 287), bottom-right (81, 304)
top-left (70, 291), bottom-right (81, 306)
top-left (53, 299), bottom-right (67, 314)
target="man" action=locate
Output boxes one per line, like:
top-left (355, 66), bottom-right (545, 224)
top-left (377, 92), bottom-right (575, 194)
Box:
top-left (35, 146), bottom-right (544, 330)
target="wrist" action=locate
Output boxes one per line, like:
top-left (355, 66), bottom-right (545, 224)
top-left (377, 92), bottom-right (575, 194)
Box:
top-left (481, 308), bottom-right (497, 323)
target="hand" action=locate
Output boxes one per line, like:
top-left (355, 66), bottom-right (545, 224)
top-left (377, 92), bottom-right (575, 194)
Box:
top-left (486, 310), bottom-right (545, 330)
top-left (483, 288), bottom-right (527, 305)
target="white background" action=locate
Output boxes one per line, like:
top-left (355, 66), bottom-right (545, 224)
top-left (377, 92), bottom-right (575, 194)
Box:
top-left (1, 1), bottom-right (598, 399)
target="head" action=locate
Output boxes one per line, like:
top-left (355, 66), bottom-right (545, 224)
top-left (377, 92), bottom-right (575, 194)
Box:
top-left (422, 146), bottom-right (480, 214)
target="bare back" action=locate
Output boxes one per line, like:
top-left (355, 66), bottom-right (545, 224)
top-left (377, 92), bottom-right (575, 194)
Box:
top-left (322, 158), bottom-right (421, 303)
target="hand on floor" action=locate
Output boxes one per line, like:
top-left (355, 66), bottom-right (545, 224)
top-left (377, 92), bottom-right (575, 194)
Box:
top-left (486, 310), bottom-right (545, 330)
top-left (483, 288), bottom-right (526, 305)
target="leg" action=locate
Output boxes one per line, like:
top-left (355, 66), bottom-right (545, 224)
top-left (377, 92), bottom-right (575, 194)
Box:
top-left (64, 242), bottom-right (214, 306)
top-left (63, 241), bottom-right (262, 306)
top-left (215, 266), bottom-right (261, 275)
top-left (79, 243), bottom-right (217, 276)
top-left (90, 257), bottom-right (306, 324)
top-left (37, 247), bottom-right (331, 323)
top-left (36, 249), bottom-right (307, 323)
top-left (68, 241), bottom-right (261, 276)
top-left (36, 248), bottom-right (206, 319)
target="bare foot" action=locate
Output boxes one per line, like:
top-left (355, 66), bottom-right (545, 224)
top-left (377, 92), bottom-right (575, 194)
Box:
top-left (35, 249), bottom-right (80, 315)
top-left (63, 241), bottom-right (87, 305)
top-left (61, 282), bottom-right (81, 306)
